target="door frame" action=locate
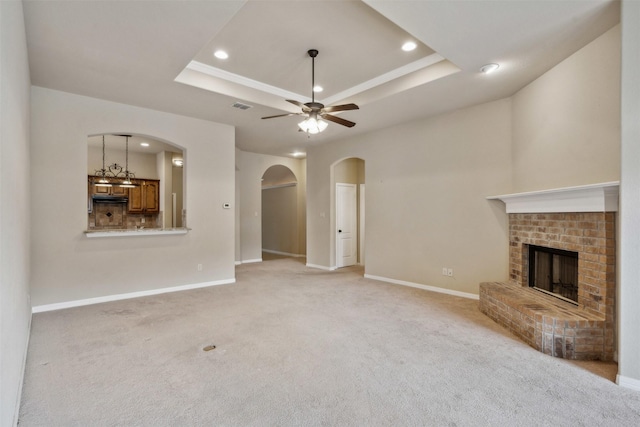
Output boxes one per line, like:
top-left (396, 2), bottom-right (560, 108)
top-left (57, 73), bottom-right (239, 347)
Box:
top-left (336, 182), bottom-right (358, 268)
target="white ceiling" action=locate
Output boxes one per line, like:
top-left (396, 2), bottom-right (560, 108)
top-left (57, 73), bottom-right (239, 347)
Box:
top-left (23, 0), bottom-right (620, 158)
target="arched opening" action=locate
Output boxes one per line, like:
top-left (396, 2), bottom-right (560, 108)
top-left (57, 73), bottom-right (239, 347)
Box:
top-left (261, 165), bottom-right (302, 261)
top-left (331, 157), bottom-right (365, 269)
top-left (87, 133), bottom-right (185, 230)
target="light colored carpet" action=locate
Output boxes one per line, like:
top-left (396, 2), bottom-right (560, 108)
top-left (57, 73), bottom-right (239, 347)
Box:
top-left (19, 258), bottom-right (640, 426)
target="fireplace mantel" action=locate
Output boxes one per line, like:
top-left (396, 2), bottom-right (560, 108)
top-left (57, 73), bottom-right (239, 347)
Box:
top-left (487, 182), bottom-right (619, 214)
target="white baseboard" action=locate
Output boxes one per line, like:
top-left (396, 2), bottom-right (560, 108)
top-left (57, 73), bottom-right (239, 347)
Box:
top-left (617, 374), bottom-right (640, 391)
top-left (306, 263), bottom-right (337, 271)
top-left (262, 249), bottom-right (306, 258)
top-left (364, 274), bottom-right (479, 300)
top-left (32, 278), bottom-right (236, 313)
top-left (235, 261), bottom-right (242, 265)
top-left (241, 258), bottom-right (262, 264)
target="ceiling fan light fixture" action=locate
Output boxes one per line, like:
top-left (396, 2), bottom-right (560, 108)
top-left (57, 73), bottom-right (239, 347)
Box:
top-left (298, 116), bottom-right (328, 134)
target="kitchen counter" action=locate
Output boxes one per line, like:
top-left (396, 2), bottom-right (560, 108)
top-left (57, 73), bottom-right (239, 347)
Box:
top-left (84, 228), bottom-right (190, 238)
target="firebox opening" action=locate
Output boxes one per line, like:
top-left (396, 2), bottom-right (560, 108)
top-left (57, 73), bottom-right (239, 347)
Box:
top-left (528, 245), bottom-right (579, 304)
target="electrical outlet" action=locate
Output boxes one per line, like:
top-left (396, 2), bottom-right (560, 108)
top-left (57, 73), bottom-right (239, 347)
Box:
top-left (141, 217), bottom-right (145, 223)
top-left (442, 267), bottom-right (448, 276)
top-left (447, 268), bottom-right (453, 277)
top-left (197, 264), bottom-right (203, 271)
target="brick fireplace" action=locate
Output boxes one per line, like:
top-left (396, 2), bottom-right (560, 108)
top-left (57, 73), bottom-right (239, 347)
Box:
top-left (480, 183), bottom-right (618, 360)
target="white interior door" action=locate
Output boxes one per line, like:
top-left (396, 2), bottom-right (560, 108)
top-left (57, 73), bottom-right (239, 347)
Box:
top-left (336, 183), bottom-right (357, 268)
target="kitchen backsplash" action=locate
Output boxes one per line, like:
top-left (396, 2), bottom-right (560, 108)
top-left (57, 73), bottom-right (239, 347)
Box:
top-left (88, 202), bottom-right (160, 230)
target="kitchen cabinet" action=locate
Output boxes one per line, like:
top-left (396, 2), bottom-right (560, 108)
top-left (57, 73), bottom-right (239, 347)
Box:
top-left (88, 176), bottom-right (128, 196)
top-left (128, 179), bottom-right (159, 213)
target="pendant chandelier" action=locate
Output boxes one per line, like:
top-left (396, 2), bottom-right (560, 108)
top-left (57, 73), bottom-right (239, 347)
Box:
top-left (92, 134), bottom-right (137, 187)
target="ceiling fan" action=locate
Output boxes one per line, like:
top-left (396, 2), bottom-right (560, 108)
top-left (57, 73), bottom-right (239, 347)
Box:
top-left (261, 49), bottom-right (359, 134)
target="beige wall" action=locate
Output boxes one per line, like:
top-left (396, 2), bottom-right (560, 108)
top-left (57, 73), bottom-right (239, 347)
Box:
top-left (307, 98), bottom-right (512, 294)
top-left (0, 1), bottom-right (32, 424)
top-left (262, 185), bottom-right (299, 255)
top-left (512, 25), bottom-right (621, 192)
top-left (236, 149), bottom-right (306, 263)
top-left (30, 87), bottom-right (236, 306)
top-left (618, 0), bottom-right (640, 389)
top-left (334, 158), bottom-right (363, 184)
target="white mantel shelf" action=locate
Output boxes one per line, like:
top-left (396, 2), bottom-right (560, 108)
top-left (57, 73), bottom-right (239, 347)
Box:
top-left (487, 182), bottom-right (619, 214)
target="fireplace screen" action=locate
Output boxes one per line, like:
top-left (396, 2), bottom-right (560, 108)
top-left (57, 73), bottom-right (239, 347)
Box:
top-left (528, 245), bottom-right (578, 303)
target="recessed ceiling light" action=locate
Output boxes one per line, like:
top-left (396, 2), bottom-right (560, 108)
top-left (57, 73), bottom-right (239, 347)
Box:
top-left (140, 142), bottom-right (150, 147)
top-left (292, 152), bottom-right (305, 157)
top-left (214, 50), bottom-right (229, 60)
top-left (313, 85), bottom-right (323, 93)
top-left (480, 63), bottom-right (500, 74)
top-left (402, 41), bottom-right (417, 52)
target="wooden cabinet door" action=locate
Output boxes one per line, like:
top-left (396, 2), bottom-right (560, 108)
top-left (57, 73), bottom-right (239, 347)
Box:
top-left (111, 185), bottom-right (128, 196)
top-left (128, 184), bottom-right (143, 212)
top-left (94, 184), bottom-right (110, 194)
top-left (143, 181), bottom-right (159, 212)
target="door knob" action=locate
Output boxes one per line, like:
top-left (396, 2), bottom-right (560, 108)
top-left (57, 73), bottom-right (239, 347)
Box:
top-left (338, 229), bottom-right (342, 233)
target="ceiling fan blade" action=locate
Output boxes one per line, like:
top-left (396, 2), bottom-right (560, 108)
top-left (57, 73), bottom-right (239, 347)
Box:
top-left (322, 103), bottom-right (359, 113)
top-left (286, 100), bottom-right (311, 112)
top-left (322, 114), bottom-right (356, 128)
top-left (261, 113), bottom-right (302, 120)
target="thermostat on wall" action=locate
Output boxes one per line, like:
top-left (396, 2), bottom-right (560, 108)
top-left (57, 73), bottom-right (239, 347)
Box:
top-left (223, 203), bottom-right (231, 209)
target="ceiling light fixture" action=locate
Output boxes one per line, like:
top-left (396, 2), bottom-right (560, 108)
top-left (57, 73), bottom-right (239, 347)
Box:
top-left (140, 142), bottom-right (149, 147)
top-left (172, 153), bottom-right (184, 167)
top-left (92, 135), bottom-right (138, 187)
top-left (292, 151), bottom-right (305, 157)
top-left (214, 50), bottom-right (229, 60)
top-left (94, 135), bottom-right (113, 187)
top-left (118, 135), bottom-right (137, 188)
top-left (298, 112), bottom-right (328, 135)
top-left (313, 85), bottom-right (323, 93)
top-left (402, 41), bottom-right (417, 52)
top-left (480, 63), bottom-right (500, 74)
top-left (298, 50), bottom-right (328, 134)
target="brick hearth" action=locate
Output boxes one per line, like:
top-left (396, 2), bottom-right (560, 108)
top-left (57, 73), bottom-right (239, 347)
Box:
top-left (480, 212), bottom-right (615, 360)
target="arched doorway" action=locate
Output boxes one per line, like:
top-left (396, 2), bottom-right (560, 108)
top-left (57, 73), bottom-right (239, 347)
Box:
top-left (261, 165), bottom-right (303, 261)
top-left (331, 158), bottom-right (365, 269)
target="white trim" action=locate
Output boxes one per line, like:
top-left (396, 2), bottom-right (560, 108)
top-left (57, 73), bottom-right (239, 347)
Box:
top-left (323, 53), bottom-right (445, 105)
top-left (13, 313), bottom-right (32, 427)
top-left (262, 249), bottom-right (305, 258)
top-left (487, 182), bottom-right (619, 214)
top-left (261, 182), bottom-right (297, 190)
top-left (306, 263), bottom-right (336, 271)
top-left (32, 278), bottom-right (235, 313)
top-left (617, 374), bottom-right (640, 391)
top-left (184, 54), bottom-right (445, 109)
top-left (85, 228), bottom-right (190, 238)
top-left (364, 274), bottom-right (479, 300)
top-left (235, 261), bottom-right (242, 265)
top-left (186, 61), bottom-right (308, 102)
top-left (241, 258), bottom-right (262, 264)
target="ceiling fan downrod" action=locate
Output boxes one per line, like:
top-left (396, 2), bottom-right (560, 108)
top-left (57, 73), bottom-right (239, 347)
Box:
top-left (308, 49), bottom-right (318, 104)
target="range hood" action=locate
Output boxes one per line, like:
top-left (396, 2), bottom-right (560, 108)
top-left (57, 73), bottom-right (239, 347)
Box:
top-left (92, 194), bottom-right (128, 204)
